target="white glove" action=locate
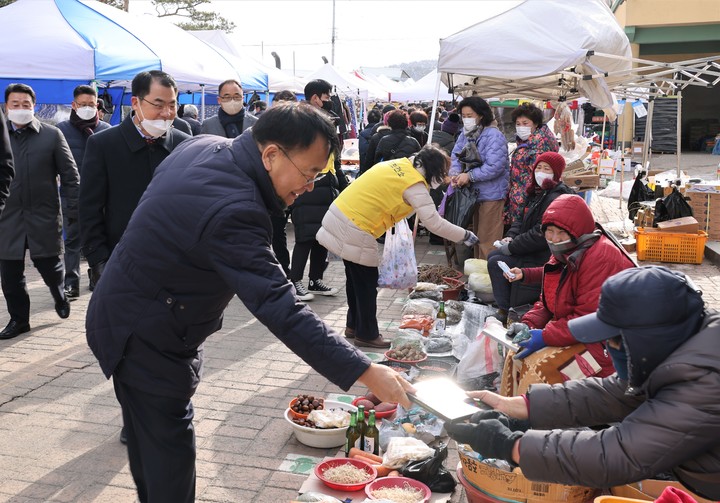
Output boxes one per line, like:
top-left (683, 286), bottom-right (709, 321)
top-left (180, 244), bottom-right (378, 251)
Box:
top-left (461, 230), bottom-right (479, 248)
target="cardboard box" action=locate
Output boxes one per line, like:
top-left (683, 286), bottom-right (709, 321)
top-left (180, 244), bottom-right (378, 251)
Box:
top-left (612, 480), bottom-right (714, 503)
top-left (563, 174), bottom-right (600, 189)
top-left (656, 216), bottom-right (699, 234)
top-left (598, 159), bottom-right (616, 176)
top-left (686, 192), bottom-right (720, 239)
top-left (458, 450), bottom-right (597, 503)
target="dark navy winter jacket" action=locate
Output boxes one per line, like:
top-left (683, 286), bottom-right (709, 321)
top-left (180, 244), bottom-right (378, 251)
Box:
top-left (86, 131), bottom-right (371, 399)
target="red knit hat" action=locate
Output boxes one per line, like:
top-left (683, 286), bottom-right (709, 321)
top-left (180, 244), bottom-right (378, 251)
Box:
top-left (533, 151), bottom-right (566, 180)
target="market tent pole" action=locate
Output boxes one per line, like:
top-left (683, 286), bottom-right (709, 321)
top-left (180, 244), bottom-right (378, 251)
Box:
top-left (601, 112), bottom-right (607, 150)
top-left (676, 91), bottom-right (682, 179)
top-left (427, 71), bottom-right (443, 145)
top-left (200, 84), bottom-right (206, 121)
top-left (618, 113), bottom-right (624, 210)
top-left (641, 99), bottom-right (655, 169)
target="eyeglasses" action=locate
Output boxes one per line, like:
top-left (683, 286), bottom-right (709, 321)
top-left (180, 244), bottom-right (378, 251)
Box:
top-left (141, 98), bottom-right (177, 113)
top-left (218, 94), bottom-right (243, 103)
top-left (277, 145), bottom-right (327, 186)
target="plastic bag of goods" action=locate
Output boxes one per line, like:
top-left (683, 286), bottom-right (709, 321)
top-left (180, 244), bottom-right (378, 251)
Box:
top-left (464, 258), bottom-right (488, 276)
top-left (469, 272), bottom-right (493, 296)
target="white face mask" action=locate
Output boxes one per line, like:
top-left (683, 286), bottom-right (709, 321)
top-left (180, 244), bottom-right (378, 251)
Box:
top-left (516, 126), bottom-right (532, 140)
top-left (7, 109), bottom-right (34, 125)
top-left (76, 106), bottom-right (97, 121)
top-left (535, 171), bottom-right (555, 186)
top-left (221, 101), bottom-right (244, 115)
top-left (462, 117), bottom-right (477, 132)
top-left (413, 125), bottom-right (425, 132)
top-left (137, 106), bottom-right (172, 138)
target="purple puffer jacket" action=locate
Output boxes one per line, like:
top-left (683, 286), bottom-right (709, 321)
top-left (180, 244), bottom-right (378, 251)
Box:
top-left (449, 126), bottom-right (509, 202)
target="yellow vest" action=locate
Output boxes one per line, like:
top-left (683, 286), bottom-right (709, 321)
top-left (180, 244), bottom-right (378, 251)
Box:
top-left (335, 158), bottom-right (427, 238)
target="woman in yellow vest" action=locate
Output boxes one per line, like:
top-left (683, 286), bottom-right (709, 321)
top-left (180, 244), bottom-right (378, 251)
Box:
top-left (317, 145), bottom-right (478, 349)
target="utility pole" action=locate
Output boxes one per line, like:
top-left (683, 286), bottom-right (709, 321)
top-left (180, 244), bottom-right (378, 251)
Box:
top-left (331, 0), bottom-right (336, 65)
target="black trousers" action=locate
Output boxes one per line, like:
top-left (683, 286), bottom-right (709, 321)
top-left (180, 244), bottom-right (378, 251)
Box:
top-left (486, 250), bottom-right (523, 311)
top-left (270, 211), bottom-right (291, 277)
top-left (289, 239), bottom-right (328, 283)
top-left (113, 378), bottom-right (196, 503)
top-left (62, 213), bottom-right (81, 289)
top-left (344, 260), bottom-right (379, 341)
top-left (0, 255), bottom-right (65, 323)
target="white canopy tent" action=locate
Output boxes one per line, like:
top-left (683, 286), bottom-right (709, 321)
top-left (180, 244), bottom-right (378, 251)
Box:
top-left (437, 0), bottom-right (632, 113)
top-left (190, 30), bottom-right (309, 94)
top-left (391, 70), bottom-right (454, 103)
top-left (305, 63), bottom-right (386, 101)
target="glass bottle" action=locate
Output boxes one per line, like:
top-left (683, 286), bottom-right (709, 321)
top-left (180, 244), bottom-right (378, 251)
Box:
top-left (345, 409), bottom-right (360, 457)
top-left (356, 405), bottom-right (366, 451)
top-left (434, 301), bottom-right (447, 335)
top-left (364, 409), bottom-right (380, 456)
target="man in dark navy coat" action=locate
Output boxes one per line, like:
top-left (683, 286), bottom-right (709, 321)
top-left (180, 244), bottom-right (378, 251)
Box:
top-left (85, 102), bottom-right (413, 503)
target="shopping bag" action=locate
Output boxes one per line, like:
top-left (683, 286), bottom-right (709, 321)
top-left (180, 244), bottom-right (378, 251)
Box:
top-left (378, 219), bottom-right (417, 290)
top-left (654, 187), bottom-right (693, 223)
top-left (444, 186), bottom-right (476, 229)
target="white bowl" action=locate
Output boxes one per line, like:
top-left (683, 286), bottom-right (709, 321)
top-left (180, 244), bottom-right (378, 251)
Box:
top-left (285, 399), bottom-right (358, 448)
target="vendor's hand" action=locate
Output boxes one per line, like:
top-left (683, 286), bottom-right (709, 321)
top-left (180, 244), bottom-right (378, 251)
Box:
top-left (446, 419), bottom-right (523, 463)
top-left (466, 390), bottom-right (529, 420)
top-left (461, 230), bottom-right (479, 248)
top-left (514, 329), bottom-right (546, 359)
top-left (505, 322), bottom-right (529, 339)
top-left (357, 363), bottom-right (415, 409)
top-left (468, 409), bottom-right (530, 433)
top-left (506, 267), bottom-right (523, 283)
top-left (501, 236), bottom-right (513, 244)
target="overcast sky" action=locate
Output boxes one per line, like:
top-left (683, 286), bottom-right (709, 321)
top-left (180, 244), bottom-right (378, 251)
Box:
top-left (132, 0), bottom-right (523, 74)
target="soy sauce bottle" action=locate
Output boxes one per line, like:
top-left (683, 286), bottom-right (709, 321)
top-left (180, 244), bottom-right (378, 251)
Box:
top-left (344, 410), bottom-right (360, 457)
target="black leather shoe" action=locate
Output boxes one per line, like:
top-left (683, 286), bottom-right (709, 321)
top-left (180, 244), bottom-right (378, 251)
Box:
top-left (64, 286), bottom-right (80, 300)
top-left (55, 299), bottom-right (71, 319)
top-left (120, 426), bottom-right (128, 445)
top-left (0, 320), bottom-right (31, 339)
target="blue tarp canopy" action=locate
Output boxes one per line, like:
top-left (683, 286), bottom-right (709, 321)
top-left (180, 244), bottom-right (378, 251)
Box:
top-left (0, 0), bottom-right (267, 104)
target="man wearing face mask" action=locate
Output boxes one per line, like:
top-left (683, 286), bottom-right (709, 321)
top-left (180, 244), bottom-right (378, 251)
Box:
top-left (0, 83), bottom-right (79, 339)
top-left (446, 266), bottom-right (720, 502)
top-left (80, 70), bottom-right (190, 300)
top-left (85, 103), bottom-right (415, 502)
top-left (498, 194), bottom-right (635, 395)
top-left (200, 79), bottom-right (257, 138)
top-left (57, 85), bottom-right (110, 299)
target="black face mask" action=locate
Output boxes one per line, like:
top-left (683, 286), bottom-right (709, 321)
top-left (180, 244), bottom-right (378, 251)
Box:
top-left (321, 100), bottom-right (333, 112)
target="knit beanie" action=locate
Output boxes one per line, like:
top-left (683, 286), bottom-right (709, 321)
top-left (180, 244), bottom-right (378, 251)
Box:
top-left (441, 113), bottom-right (460, 136)
top-left (533, 151), bottom-right (566, 181)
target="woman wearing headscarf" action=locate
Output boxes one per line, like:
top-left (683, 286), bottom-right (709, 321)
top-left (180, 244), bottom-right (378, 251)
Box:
top-left (503, 103), bottom-right (559, 228)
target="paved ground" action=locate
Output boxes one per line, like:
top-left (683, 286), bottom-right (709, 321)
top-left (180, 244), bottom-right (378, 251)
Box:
top-left (1, 151), bottom-right (719, 503)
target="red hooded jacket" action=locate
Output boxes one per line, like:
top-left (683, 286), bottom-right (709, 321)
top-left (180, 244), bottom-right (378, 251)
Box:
top-left (521, 194), bottom-right (635, 377)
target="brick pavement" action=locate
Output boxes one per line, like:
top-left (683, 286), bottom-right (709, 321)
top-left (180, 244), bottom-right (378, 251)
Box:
top-left (2, 159), bottom-right (720, 501)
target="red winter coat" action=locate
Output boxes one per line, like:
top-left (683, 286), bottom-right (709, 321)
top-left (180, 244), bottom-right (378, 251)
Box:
top-left (520, 195), bottom-right (635, 377)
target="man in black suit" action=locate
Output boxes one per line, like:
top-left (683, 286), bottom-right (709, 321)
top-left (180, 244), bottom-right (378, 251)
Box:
top-left (80, 70), bottom-right (189, 295)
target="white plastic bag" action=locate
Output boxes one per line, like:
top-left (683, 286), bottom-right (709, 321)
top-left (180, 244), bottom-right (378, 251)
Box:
top-left (468, 272), bottom-right (493, 295)
top-left (378, 219), bottom-right (417, 290)
top-left (456, 331), bottom-right (504, 383)
top-left (382, 437), bottom-right (435, 469)
top-left (464, 258), bottom-right (488, 276)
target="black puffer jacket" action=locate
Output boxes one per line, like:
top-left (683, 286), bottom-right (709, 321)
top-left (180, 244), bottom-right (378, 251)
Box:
top-left (374, 130), bottom-right (421, 164)
top-left (291, 169), bottom-right (346, 242)
top-left (506, 182), bottom-right (574, 268)
top-left (521, 311), bottom-right (720, 500)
